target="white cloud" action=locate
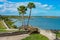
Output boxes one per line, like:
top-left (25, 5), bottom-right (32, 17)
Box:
top-left (42, 4), bottom-right (48, 7)
top-left (0, 5), bottom-right (3, 7)
top-left (45, 5), bottom-right (53, 10)
top-left (0, 0), bottom-right (6, 2)
top-left (34, 2), bottom-right (53, 10)
top-left (0, 1), bottom-right (53, 13)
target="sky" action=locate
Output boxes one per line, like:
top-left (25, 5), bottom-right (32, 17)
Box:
top-left (0, 0), bottom-right (60, 16)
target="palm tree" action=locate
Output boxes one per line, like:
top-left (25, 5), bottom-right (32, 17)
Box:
top-left (17, 5), bottom-right (27, 27)
top-left (27, 2), bottom-right (36, 26)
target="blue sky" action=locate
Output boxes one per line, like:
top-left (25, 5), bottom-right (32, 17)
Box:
top-left (0, 0), bottom-right (60, 16)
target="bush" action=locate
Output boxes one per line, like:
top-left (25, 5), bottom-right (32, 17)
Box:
top-left (19, 26), bottom-right (40, 34)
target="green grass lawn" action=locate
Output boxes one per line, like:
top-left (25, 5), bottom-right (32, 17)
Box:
top-left (0, 29), bottom-right (7, 32)
top-left (0, 21), bottom-right (6, 29)
top-left (56, 32), bottom-right (60, 37)
top-left (0, 29), bottom-right (18, 32)
top-left (22, 34), bottom-right (49, 40)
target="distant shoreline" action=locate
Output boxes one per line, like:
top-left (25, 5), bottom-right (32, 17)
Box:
top-left (0, 15), bottom-right (60, 19)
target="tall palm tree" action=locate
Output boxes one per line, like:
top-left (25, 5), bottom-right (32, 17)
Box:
top-left (17, 5), bottom-right (27, 27)
top-left (27, 2), bottom-right (35, 26)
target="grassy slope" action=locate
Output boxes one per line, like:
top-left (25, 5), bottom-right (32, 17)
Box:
top-left (5, 21), bottom-right (13, 29)
top-left (0, 21), bottom-right (6, 29)
top-left (5, 21), bottom-right (17, 29)
top-left (22, 34), bottom-right (49, 40)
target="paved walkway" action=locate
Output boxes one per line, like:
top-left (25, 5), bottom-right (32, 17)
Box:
top-left (40, 29), bottom-right (56, 40)
top-left (0, 34), bottom-right (29, 40)
top-left (2, 20), bottom-right (9, 29)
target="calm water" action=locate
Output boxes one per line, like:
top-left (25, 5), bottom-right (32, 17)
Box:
top-left (11, 17), bottom-right (60, 30)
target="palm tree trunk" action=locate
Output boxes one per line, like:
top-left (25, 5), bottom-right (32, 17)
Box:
top-left (22, 14), bottom-right (24, 27)
top-left (27, 9), bottom-right (31, 26)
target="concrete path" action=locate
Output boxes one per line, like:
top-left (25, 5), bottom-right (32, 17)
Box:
top-left (0, 34), bottom-right (29, 40)
top-left (40, 29), bottom-right (56, 40)
top-left (2, 20), bottom-right (9, 29)
top-left (6, 29), bottom-right (18, 30)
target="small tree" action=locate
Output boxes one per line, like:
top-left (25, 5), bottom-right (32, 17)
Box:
top-left (27, 2), bottom-right (36, 26)
top-left (17, 5), bottom-right (27, 27)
